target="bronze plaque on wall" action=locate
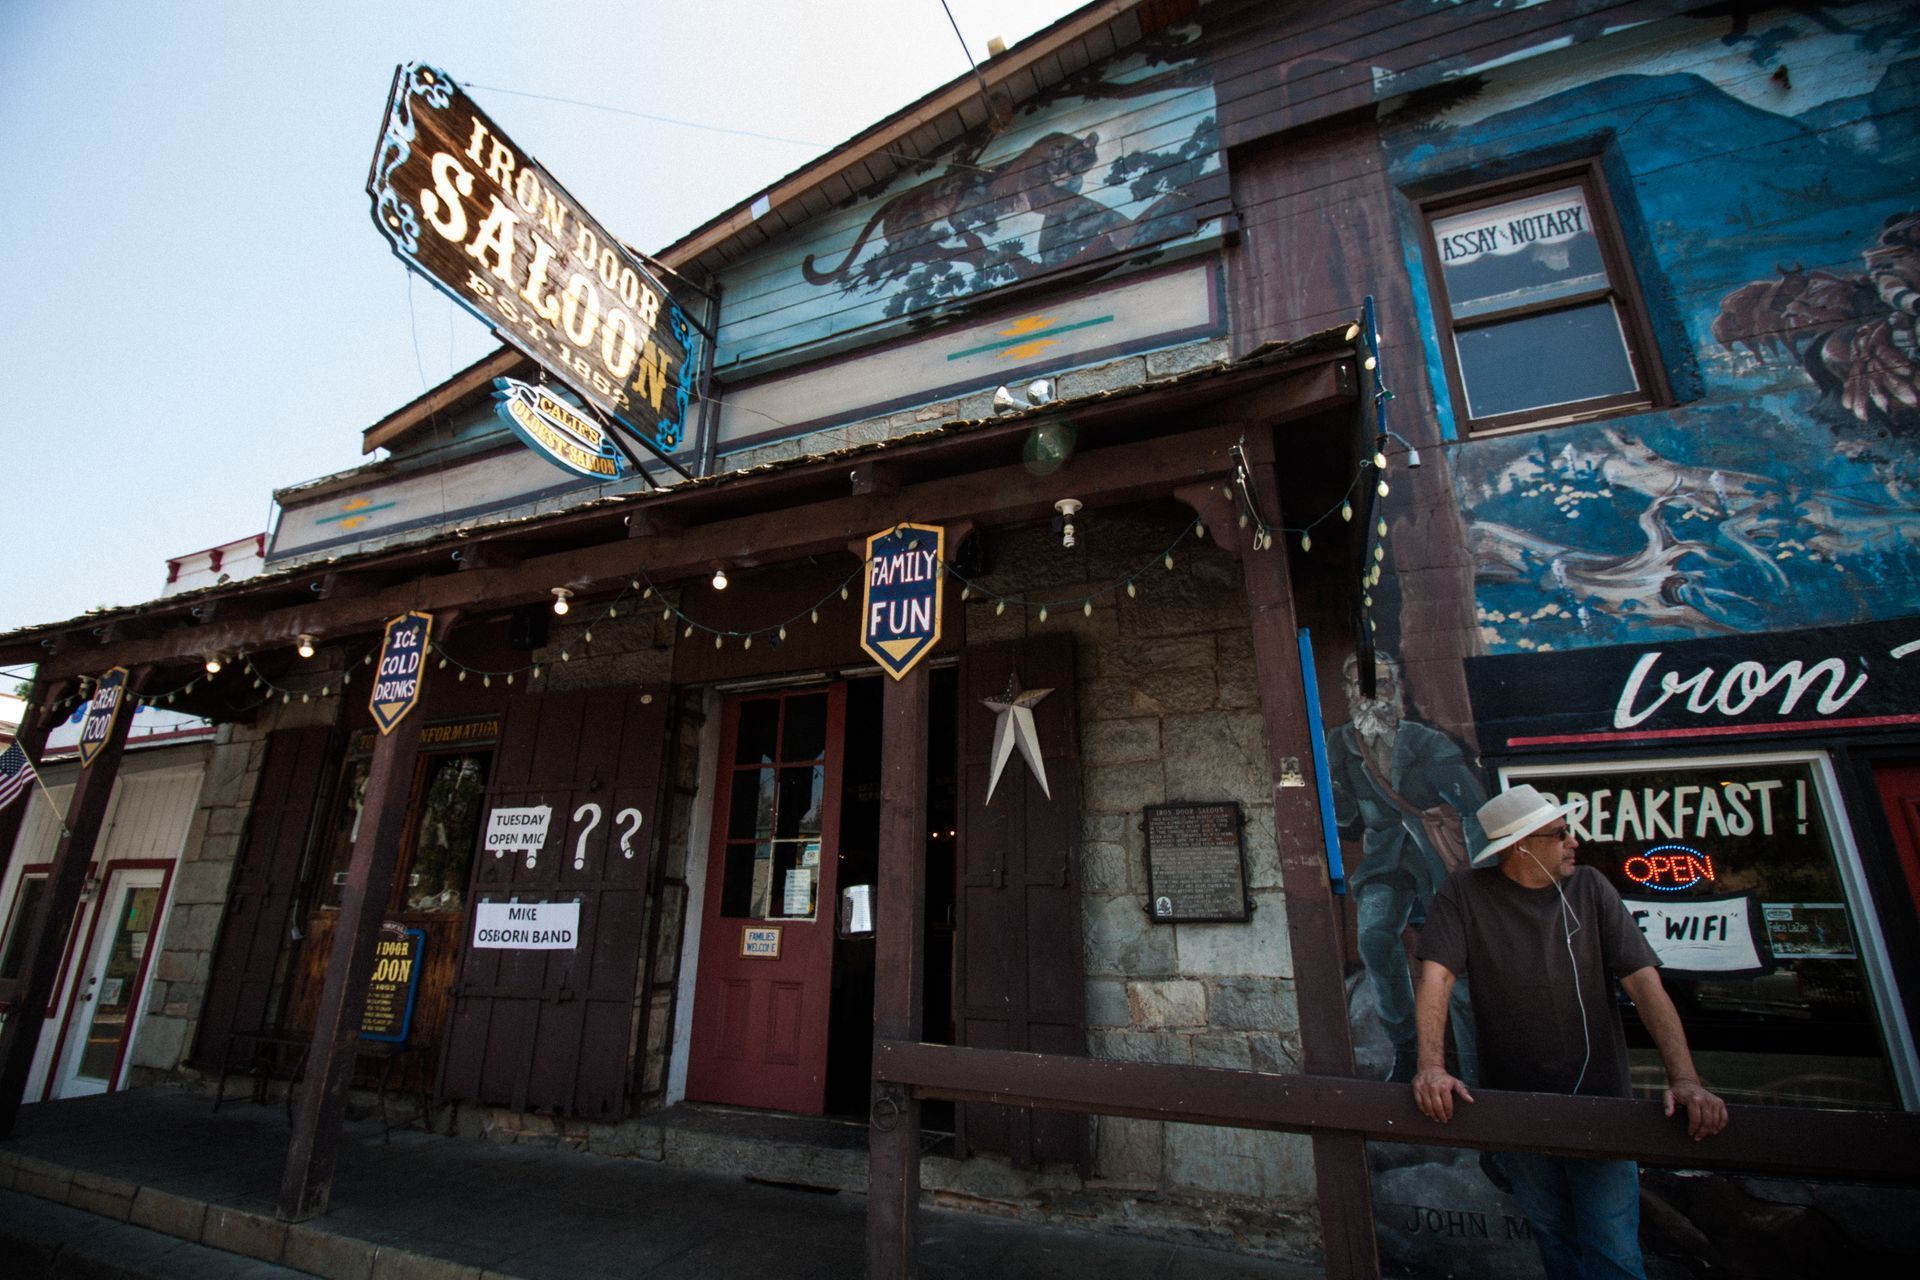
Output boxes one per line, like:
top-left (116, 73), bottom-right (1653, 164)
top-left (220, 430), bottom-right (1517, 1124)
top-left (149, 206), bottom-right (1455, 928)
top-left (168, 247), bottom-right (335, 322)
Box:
top-left (367, 63), bottom-right (699, 462)
top-left (1144, 801), bottom-right (1251, 923)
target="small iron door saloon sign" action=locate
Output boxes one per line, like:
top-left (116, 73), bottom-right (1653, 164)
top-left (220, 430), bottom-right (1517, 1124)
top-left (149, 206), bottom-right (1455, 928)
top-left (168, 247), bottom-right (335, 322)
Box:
top-left (361, 920), bottom-right (426, 1042)
top-left (75, 666), bottom-right (129, 768)
top-left (367, 63), bottom-right (699, 468)
top-left (1143, 801), bottom-right (1252, 923)
top-left (370, 611), bottom-right (432, 735)
top-left (860, 523), bottom-right (945, 679)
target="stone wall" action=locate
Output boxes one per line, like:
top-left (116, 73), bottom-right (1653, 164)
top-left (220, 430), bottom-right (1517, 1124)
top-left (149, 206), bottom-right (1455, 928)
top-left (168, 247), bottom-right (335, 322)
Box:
top-left (957, 506), bottom-right (1319, 1257)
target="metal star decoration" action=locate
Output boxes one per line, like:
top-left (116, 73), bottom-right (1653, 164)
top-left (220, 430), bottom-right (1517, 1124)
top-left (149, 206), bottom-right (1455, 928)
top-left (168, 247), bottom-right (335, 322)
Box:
top-left (983, 671), bottom-right (1053, 803)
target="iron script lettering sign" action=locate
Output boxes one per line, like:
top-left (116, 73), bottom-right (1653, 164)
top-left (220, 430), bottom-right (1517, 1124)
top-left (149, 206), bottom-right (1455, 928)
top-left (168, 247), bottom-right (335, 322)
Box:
top-left (1465, 616), bottom-right (1920, 751)
top-left (492, 377), bottom-right (626, 480)
top-left (75, 666), bottom-right (129, 769)
top-left (370, 611), bottom-right (432, 735)
top-left (368, 63), bottom-right (698, 463)
top-left (860, 523), bottom-right (945, 680)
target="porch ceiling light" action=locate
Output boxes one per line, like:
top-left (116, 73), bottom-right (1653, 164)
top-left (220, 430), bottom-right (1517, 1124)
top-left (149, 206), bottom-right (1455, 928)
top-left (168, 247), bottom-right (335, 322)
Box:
top-left (551, 587), bottom-right (572, 615)
top-left (711, 563), bottom-right (730, 591)
top-left (992, 377), bottom-right (1056, 415)
top-left (296, 634), bottom-right (315, 659)
top-left (204, 653), bottom-right (223, 674)
top-left (1054, 498), bottom-right (1082, 549)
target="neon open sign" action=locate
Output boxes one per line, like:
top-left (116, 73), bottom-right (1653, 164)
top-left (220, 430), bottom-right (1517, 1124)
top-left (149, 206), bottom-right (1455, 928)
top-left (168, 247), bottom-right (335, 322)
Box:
top-left (1623, 844), bottom-right (1716, 891)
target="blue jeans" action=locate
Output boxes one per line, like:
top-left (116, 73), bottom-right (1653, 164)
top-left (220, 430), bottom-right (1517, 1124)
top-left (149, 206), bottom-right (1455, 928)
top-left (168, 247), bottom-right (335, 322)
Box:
top-left (1494, 1153), bottom-right (1645, 1280)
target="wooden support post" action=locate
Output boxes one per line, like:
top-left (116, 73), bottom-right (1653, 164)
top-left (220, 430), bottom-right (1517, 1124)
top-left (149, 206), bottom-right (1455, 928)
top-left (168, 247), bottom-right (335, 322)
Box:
top-left (0, 671), bottom-right (142, 1137)
top-left (277, 709), bottom-right (424, 1221)
top-left (1239, 432), bottom-right (1380, 1280)
top-left (867, 662), bottom-right (929, 1279)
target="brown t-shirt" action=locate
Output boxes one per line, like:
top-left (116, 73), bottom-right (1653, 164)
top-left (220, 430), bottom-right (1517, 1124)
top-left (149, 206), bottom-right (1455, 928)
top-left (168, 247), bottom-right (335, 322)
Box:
top-left (1417, 865), bottom-right (1659, 1097)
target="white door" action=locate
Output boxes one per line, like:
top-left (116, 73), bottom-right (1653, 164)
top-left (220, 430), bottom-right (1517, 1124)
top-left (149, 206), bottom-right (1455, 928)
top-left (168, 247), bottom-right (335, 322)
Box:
top-left (53, 868), bottom-right (168, 1097)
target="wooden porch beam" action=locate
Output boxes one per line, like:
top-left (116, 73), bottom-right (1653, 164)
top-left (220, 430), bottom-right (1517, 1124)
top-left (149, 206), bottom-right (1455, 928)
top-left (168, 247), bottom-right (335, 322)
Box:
top-left (867, 663), bottom-right (931, 1279)
top-left (874, 1040), bottom-right (1920, 1182)
top-left (41, 418), bottom-right (1298, 680)
top-left (0, 668), bottom-right (146, 1137)
top-left (277, 675), bottom-right (427, 1220)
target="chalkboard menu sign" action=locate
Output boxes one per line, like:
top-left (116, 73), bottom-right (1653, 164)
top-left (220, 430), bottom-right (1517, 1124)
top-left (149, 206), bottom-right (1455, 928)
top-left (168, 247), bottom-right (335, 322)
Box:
top-left (1144, 802), bottom-right (1251, 923)
top-left (361, 920), bottom-right (426, 1043)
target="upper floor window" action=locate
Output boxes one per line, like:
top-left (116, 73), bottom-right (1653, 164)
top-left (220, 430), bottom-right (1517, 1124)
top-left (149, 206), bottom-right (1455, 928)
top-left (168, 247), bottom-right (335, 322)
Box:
top-left (1421, 165), bottom-right (1664, 433)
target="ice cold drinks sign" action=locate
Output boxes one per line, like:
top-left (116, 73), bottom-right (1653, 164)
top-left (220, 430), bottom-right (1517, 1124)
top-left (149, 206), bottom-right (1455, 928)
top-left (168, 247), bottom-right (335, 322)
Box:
top-left (370, 612), bottom-right (432, 735)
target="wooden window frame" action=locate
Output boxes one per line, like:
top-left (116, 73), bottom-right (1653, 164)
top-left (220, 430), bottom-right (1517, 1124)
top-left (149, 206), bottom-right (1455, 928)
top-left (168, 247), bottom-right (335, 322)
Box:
top-left (1418, 160), bottom-right (1670, 436)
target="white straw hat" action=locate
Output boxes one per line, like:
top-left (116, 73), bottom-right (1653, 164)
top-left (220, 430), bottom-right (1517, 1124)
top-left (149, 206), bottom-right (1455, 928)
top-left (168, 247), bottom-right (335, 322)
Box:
top-left (1472, 784), bottom-right (1574, 867)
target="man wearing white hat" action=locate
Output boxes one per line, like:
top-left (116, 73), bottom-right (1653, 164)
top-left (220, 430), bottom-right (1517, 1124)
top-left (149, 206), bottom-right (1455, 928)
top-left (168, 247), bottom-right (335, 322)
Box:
top-left (1410, 783), bottom-right (1728, 1279)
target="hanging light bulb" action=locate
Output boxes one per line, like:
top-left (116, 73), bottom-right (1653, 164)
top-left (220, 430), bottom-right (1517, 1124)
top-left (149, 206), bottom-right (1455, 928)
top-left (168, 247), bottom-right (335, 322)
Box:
top-left (1364, 354), bottom-right (1378, 372)
top-left (714, 634), bottom-right (723, 649)
top-left (607, 607), bottom-right (618, 619)
top-left (778, 625), bottom-right (788, 642)
top-left (506, 673), bottom-right (515, 685)
top-left (744, 635), bottom-right (753, 650)
top-left (532, 665), bottom-right (542, 679)
top-left (840, 584), bottom-right (849, 601)
top-left (810, 609), bottom-right (819, 624)
top-left (296, 634), bottom-right (315, 659)
top-left (711, 565), bottom-right (730, 591)
top-left (1192, 519), bottom-right (1206, 541)
top-left (1301, 531), bottom-right (1312, 552)
top-left (1038, 606), bottom-right (1049, 623)
top-left (458, 669), bottom-right (467, 682)
top-left (204, 654), bottom-right (223, 674)
top-left (561, 649), bottom-right (572, 661)
top-left (1082, 600), bottom-right (1093, 617)
top-left (583, 630), bottom-right (593, 643)
top-left (1377, 478), bottom-right (1390, 498)
top-left (1378, 518), bottom-right (1388, 538)
top-left (321, 686), bottom-right (330, 697)
top-left (1341, 500), bottom-right (1353, 522)
top-left (551, 587), bottom-right (572, 615)
top-left (1164, 552), bottom-right (1175, 570)
top-left (662, 606), bottom-right (672, 621)
top-left (995, 600), bottom-right (1006, 616)
top-left (1373, 449), bottom-right (1388, 470)
top-left (1126, 580), bottom-right (1137, 598)
top-left (438, 658), bottom-right (448, 670)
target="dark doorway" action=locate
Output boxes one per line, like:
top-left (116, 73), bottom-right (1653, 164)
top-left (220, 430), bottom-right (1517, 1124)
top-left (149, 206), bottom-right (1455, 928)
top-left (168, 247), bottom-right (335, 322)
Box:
top-left (822, 669), bottom-right (957, 1122)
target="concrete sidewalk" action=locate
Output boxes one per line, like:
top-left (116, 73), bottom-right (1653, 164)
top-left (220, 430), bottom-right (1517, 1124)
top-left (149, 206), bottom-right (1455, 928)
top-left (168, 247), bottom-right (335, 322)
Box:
top-left (0, 1088), bottom-right (1321, 1279)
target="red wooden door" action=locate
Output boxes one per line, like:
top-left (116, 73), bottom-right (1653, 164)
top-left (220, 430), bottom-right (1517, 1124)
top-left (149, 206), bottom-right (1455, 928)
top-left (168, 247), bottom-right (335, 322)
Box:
top-left (686, 685), bottom-right (846, 1115)
top-left (438, 688), bottom-right (668, 1119)
top-left (955, 634), bottom-right (1088, 1169)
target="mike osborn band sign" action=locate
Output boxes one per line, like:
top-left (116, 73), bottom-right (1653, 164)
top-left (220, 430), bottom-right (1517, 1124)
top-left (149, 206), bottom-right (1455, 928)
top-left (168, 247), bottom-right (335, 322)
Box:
top-left (1467, 616), bottom-right (1920, 751)
top-left (367, 63), bottom-right (699, 466)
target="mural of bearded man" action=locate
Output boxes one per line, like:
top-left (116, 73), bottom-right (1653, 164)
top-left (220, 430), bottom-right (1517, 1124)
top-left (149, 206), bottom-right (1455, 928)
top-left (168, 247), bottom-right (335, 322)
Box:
top-left (1326, 651), bottom-right (1488, 1082)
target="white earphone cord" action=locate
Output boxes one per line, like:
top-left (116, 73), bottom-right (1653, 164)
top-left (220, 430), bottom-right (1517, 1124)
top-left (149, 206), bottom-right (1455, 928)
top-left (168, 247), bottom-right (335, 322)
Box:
top-left (1524, 848), bottom-right (1592, 1097)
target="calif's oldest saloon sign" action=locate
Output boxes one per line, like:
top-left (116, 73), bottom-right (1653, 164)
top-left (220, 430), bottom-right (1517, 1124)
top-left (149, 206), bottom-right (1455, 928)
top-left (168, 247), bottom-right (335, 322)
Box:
top-left (368, 64), bottom-right (697, 461)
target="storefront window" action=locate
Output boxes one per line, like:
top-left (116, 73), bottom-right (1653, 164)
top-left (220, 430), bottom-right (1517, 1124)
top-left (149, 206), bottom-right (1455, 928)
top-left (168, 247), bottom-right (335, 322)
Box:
top-left (315, 743), bottom-right (490, 913)
top-left (720, 692), bottom-right (827, 921)
top-left (404, 751), bottom-right (489, 911)
top-left (0, 875), bottom-right (48, 980)
top-left (1507, 754), bottom-right (1905, 1110)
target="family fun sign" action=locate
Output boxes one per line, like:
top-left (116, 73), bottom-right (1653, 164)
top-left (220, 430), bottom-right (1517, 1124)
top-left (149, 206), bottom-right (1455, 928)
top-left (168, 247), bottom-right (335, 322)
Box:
top-left (860, 523), bottom-right (945, 679)
top-left (370, 612), bottom-right (432, 734)
top-left (368, 64), bottom-right (698, 465)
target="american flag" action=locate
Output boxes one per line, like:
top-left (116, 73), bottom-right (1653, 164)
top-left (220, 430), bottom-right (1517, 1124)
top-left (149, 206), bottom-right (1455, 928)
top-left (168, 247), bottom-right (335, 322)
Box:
top-left (0, 741), bottom-right (35, 813)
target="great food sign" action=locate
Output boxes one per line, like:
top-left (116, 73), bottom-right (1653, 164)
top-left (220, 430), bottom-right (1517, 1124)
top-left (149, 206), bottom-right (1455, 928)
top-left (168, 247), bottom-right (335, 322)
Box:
top-left (368, 64), bottom-right (698, 463)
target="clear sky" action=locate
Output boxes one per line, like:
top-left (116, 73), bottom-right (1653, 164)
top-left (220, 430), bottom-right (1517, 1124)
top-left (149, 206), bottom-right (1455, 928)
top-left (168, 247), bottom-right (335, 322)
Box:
top-left (0, 0), bottom-right (1087, 650)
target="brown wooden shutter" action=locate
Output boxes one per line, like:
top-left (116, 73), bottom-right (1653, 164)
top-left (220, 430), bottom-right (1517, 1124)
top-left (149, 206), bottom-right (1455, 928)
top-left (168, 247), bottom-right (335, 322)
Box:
top-left (955, 633), bottom-right (1088, 1169)
top-left (193, 725), bottom-right (334, 1069)
top-left (437, 688), bottom-right (667, 1120)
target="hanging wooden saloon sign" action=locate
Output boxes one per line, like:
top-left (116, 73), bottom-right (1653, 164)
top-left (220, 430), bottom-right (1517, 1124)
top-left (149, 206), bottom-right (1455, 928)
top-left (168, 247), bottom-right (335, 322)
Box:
top-left (367, 63), bottom-right (699, 467)
top-left (370, 612), bottom-right (432, 735)
top-left (860, 523), bottom-right (945, 679)
top-left (75, 666), bottom-right (129, 768)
